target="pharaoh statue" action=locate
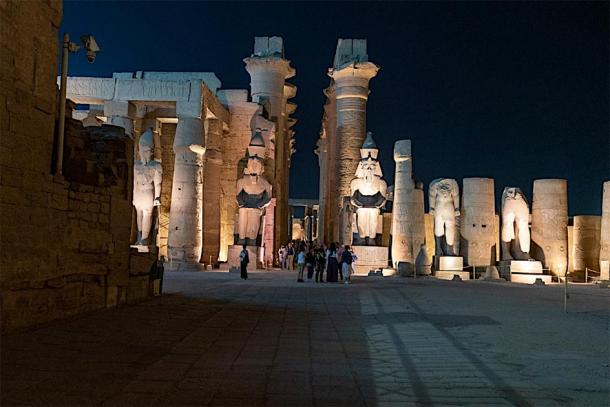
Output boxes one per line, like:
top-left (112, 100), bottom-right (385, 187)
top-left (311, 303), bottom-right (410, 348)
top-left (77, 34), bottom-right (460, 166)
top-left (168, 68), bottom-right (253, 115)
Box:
top-left (429, 178), bottom-right (460, 256)
top-left (133, 127), bottom-right (162, 246)
top-left (236, 130), bottom-right (272, 246)
top-left (350, 132), bottom-right (387, 245)
top-left (501, 187), bottom-right (531, 260)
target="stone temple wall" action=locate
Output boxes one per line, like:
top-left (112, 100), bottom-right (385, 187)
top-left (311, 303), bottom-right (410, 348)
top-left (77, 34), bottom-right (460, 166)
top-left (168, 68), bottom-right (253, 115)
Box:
top-left (0, 0), bottom-right (155, 332)
top-left (158, 123), bottom-right (177, 258)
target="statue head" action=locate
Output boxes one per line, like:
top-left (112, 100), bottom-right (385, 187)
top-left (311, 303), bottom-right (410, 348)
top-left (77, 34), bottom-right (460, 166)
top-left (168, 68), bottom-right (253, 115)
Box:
top-left (502, 187), bottom-right (528, 206)
top-left (431, 178), bottom-right (457, 199)
top-left (138, 127), bottom-right (154, 163)
top-left (356, 157), bottom-right (383, 183)
top-left (359, 131), bottom-right (379, 160)
top-left (245, 129), bottom-right (266, 176)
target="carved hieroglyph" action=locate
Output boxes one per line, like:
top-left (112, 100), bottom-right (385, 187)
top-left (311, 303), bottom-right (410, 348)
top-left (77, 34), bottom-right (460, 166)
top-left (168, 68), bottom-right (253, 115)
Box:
top-left (429, 178), bottom-right (460, 256)
top-left (391, 140), bottom-right (425, 267)
top-left (235, 130), bottom-right (272, 245)
top-left (461, 178), bottom-right (496, 267)
top-left (572, 215), bottom-right (601, 272)
top-left (600, 181), bottom-right (610, 279)
top-left (501, 187), bottom-right (531, 260)
top-left (133, 128), bottom-right (162, 246)
top-left (349, 132), bottom-right (387, 243)
top-left (531, 179), bottom-right (568, 276)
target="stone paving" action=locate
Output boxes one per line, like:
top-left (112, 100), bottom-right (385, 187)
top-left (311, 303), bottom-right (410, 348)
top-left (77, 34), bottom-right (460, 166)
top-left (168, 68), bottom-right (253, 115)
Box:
top-left (2, 270), bottom-right (609, 406)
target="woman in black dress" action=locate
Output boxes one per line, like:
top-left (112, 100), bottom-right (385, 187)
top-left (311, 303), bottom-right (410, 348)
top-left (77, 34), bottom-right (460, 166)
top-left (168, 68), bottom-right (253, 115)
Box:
top-left (326, 242), bottom-right (339, 282)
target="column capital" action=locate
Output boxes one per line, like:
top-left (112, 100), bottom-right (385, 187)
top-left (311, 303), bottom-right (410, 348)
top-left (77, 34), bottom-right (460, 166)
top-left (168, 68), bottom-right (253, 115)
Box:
top-left (174, 116), bottom-right (205, 156)
top-left (244, 56), bottom-right (296, 79)
top-left (393, 140), bottom-right (412, 162)
top-left (328, 62), bottom-right (379, 99)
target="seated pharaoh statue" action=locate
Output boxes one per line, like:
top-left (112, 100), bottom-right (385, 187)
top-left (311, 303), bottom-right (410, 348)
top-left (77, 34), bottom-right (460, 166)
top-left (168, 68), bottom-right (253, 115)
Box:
top-left (429, 178), bottom-right (460, 256)
top-left (235, 130), bottom-right (272, 246)
top-left (501, 187), bottom-right (531, 260)
top-left (132, 128), bottom-right (162, 247)
top-left (350, 132), bottom-right (388, 246)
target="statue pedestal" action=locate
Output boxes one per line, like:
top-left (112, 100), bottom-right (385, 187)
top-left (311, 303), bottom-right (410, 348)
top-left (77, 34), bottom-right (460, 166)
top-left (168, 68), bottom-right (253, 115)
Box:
top-left (435, 256), bottom-right (470, 281)
top-left (352, 245), bottom-right (389, 275)
top-left (227, 245), bottom-right (260, 270)
top-left (498, 260), bottom-right (551, 284)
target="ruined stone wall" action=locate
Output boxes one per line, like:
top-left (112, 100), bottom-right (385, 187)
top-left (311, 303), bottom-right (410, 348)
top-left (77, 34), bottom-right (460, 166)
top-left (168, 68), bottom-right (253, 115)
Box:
top-left (0, 1), bottom-right (154, 332)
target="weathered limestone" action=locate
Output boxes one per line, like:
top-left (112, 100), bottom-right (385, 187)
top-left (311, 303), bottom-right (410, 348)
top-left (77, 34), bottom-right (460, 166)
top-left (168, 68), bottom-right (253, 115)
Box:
top-left (429, 178), bottom-right (460, 257)
top-left (601, 181), bottom-right (610, 280)
top-left (315, 130), bottom-right (328, 243)
top-left (531, 179), bottom-right (568, 276)
top-left (461, 178), bottom-right (496, 267)
top-left (321, 84), bottom-right (337, 243)
top-left (201, 118), bottom-right (223, 265)
top-left (244, 37), bottom-right (295, 253)
top-left (132, 128), bottom-right (162, 248)
top-left (235, 130), bottom-right (273, 245)
top-left (350, 133), bottom-right (387, 244)
top-left (328, 39), bottom-right (379, 244)
top-left (500, 187), bottom-right (531, 260)
top-left (572, 216), bottom-right (601, 272)
top-left (167, 115), bottom-right (205, 263)
top-left (217, 90), bottom-right (261, 262)
top-left (104, 101), bottom-right (134, 138)
top-left (390, 140), bottom-right (419, 269)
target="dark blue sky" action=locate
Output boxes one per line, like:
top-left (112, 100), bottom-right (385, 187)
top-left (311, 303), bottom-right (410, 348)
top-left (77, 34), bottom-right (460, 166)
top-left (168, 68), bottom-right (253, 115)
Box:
top-left (62, 1), bottom-right (609, 215)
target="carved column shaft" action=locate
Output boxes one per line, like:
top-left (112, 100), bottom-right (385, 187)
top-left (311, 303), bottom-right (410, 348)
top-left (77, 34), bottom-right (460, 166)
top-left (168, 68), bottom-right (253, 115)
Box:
top-left (461, 178), bottom-right (496, 267)
top-left (202, 118), bottom-right (222, 265)
top-left (600, 181), bottom-right (610, 279)
top-left (531, 179), bottom-right (568, 276)
top-left (391, 140), bottom-right (418, 267)
top-left (168, 116), bottom-right (205, 263)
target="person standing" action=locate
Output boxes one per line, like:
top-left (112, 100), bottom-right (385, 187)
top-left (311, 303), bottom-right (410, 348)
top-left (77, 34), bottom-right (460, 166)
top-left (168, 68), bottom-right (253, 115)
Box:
top-left (326, 243), bottom-right (339, 282)
top-left (315, 245), bottom-right (326, 283)
top-left (297, 246), bottom-right (306, 282)
top-left (341, 245), bottom-right (353, 284)
top-left (286, 243), bottom-right (295, 271)
top-left (278, 245), bottom-right (287, 270)
top-left (305, 247), bottom-right (315, 282)
top-left (239, 244), bottom-right (249, 280)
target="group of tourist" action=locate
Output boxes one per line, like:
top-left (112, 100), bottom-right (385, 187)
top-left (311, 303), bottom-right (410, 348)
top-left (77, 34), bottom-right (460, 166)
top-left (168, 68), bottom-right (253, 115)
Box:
top-left (278, 241), bottom-right (357, 284)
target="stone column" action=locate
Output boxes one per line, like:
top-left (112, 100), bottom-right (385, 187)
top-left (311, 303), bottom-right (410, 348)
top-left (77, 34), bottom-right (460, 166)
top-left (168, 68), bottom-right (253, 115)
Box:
top-left (572, 215), bottom-right (601, 273)
top-left (531, 179), bottom-right (568, 276)
top-left (391, 140), bottom-right (416, 267)
top-left (322, 85), bottom-right (337, 243)
top-left (202, 118), bottom-right (222, 266)
top-left (168, 115), bottom-right (205, 263)
top-left (315, 132), bottom-right (328, 243)
top-left (328, 62), bottom-right (378, 242)
top-left (461, 178), bottom-right (496, 267)
top-left (600, 181), bottom-right (610, 280)
top-left (217, 90), bottom-right (260, 262)
top-left (244, 46), bottom-right (295, 254)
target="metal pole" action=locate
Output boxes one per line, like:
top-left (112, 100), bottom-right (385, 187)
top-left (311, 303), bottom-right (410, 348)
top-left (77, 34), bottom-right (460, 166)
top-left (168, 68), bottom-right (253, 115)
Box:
top-left (56, 33), bottom-right (70, 175)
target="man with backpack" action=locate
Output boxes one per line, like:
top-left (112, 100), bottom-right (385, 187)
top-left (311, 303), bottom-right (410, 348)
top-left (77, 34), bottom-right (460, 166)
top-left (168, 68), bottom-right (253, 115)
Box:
top-left (239, 244), bottom-right (249, 280)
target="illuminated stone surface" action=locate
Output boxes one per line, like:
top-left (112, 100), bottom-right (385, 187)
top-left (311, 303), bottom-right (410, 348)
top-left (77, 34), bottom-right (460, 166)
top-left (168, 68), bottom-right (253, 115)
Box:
top-left (572, 215), bottom-right (601, 272)
top-left (531, 179), bottom-right (568, 276)
top-left (461, 178), bottom-right (496, 267)
top-left (501, 187), bottom-right (531, 260)
top-left (429, 178), bottom-right (460, 257)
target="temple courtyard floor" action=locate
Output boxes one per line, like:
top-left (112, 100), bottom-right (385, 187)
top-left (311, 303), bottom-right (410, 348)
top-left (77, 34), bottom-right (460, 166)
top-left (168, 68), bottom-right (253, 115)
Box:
top-left (2, 270), bottom-right (609, 406)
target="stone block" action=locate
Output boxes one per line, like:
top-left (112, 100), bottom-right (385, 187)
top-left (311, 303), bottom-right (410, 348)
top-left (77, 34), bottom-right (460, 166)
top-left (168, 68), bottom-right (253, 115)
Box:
top-left (352, 246), bottom-right (388, 275)
top-left (435, 270), bottom-right (471, 281)
top-left (510, 274), bottom-right (553, 285)
top-left (439, 256), bottom-right (464, 271)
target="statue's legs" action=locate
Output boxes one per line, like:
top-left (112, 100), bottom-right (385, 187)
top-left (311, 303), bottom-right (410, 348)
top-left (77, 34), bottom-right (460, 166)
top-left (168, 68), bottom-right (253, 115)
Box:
top-left (517, 219), bottom-right (530, 254)
top-left (444, 219), bottom-right (456, 251)
top-left (357, 208), bottom-right (378, 240)
top-left (501, 212), bottom-right (516, 243)
top-left (434, 216), bottom-right (446, 256)
top-left (140, 209), bottom-right (153, 244)
top-left (239, 208), bottom-right (261, 243)
top-left (136, 209), bottom-right (143, 243)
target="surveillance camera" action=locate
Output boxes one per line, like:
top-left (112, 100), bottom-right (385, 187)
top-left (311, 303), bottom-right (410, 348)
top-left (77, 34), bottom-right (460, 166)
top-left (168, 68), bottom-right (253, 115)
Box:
top-left (80, 34), bottom-right (100, 63)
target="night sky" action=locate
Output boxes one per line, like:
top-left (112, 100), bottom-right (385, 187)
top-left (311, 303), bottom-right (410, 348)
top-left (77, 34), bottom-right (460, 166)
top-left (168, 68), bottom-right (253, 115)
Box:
top-left (62, 1), bottom-right (609, 215)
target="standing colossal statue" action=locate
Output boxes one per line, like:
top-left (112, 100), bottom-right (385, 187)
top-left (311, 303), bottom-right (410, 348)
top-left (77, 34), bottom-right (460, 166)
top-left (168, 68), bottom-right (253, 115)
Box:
top-left (349, 132), bottom-right (387, 245)
top-left (428, 178), bottom-right (460, 256)
top-left (501, 187), bottom-right (531, 260)
top-left (133, 128), bottom-right (162, 246)
top-left (235, 130), bottom-right (272, 246)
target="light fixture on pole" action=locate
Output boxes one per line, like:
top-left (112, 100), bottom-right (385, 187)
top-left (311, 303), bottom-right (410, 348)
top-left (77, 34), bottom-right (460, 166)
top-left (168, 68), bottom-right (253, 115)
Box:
top-left (56, 34), bottom-right (101, 175)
